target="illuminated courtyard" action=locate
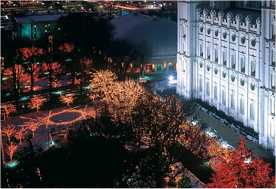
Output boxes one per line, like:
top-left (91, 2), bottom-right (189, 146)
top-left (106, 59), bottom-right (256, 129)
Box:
top-left (1, 0), bottom-right (275, 188)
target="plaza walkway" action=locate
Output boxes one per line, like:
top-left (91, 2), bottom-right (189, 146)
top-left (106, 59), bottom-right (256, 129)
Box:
top-left (1, 105), bottom-right (97, 162)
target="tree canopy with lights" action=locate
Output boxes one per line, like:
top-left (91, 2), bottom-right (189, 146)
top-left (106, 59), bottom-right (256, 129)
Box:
top-left (208, 138), bottom-right (275, 188)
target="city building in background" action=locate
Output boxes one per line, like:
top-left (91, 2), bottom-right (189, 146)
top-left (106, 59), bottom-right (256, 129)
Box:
top-left (177, 0), bottom-right (276, 154)
top-left (15, 14), bottom-right (64, 40)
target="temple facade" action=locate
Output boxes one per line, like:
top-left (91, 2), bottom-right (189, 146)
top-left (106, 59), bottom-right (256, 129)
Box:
top-left (177, 1), bottom-right (276, 154)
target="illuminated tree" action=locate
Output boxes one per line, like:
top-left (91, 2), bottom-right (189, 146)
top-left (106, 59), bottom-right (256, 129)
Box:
top-left (90, 70), bottom-right (117, 99)
top-left (89, 94), bottom-right (97, 102)
top-left (42, 62), bottom-right (49, 73)
top-left (207, 138), bottom-right (231, 160)
top-left (49, 62), bottom-right (61, 74)
top-left (59, 94), bottom-right (74, 107)
top-left (19, 47), bottom-right (44, 60)
top-left (73, 77), bottom-right (81, 86)
top-left (108, 80), bottom-right (145, 123)
top-left (44, 62), bottom-right (61, 90)
top-left (3, 67), bottom-right (13, 78)
top-left (178, 123), bottom-right (211, 160)
top-left (14, 64), bottom-right (31, 93)
top-left (7, 142), bottom-right (17, 161)
top-left (132, 94), bottom-right (184, 156)
top-left (58, 42), bottom-right (75, 53)
top-left (27, 122), bottom-right (39, 137)
top-left (15, 127), bottom-right (26, 144)
top-left (1, 103), bottom-right (16, 120)
top-left (91, 70), bottom-right (145, 123)
top-left (28, 95), bottom-right (46, 112)
top-left (208, 138), bottom-right (275, 188)
top-left (52, 80), bottom-right (61, 88)
top-left (2, 126), bottom-right (16, 143)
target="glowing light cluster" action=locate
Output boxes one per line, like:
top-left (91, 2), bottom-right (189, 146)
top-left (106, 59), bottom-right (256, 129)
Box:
top-left (28, 95), bottom-right (46, 112)
top-left (90, 70), bottom-right (145, 123)
top-left (1, 103), bottom-right (16, 120)
top-left (59, 94), bottom-right (74, 107)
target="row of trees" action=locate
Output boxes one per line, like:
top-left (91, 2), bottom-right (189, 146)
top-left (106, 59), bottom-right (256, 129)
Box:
top-left (89, 70), bottom-right (275, 188)
top-left (1, 13), bottom-right (142, 103)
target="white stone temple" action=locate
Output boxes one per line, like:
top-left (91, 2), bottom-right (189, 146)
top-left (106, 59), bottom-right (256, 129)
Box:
top-left (177, 1), bottom-right (276, 154)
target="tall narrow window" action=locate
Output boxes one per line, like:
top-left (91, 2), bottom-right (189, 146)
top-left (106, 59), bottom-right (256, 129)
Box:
top-left (200, 44), bottom-right (203, 57)
top-left (206, 81), bottom-right (210, 96)
top-left (214, 85), bottom-right (217, 100)
top-left (207, 46), bottom-right (210, 60)
top-left (272, 51), bottom-right (276, 67)
top-left (271, 99), bottom-right (275, 115)
top-left (270, 122), bottom-right (275, 138)
top-left (230, 91), bottom-right (235, 109)
top-left (240, 96), bottom-right (244, 115)
top-left (231, 53), bottom-right (236, 69)
top-left (222, 88), bottom-right (226, 105)
top-left (199, 78), bottom-right (203, 92)
top-left (215, 48), bottom-right (218, 63)
top-left (250, 101), bottom-right (255, 120)
top-left (223, 50), bottom-right (227, 66)
top-left (240, 55), bottom-right (245, 73)
top-left (251, 60), bottom-right (256, 77)
top-left (271, 74), bottom-right (275, 90)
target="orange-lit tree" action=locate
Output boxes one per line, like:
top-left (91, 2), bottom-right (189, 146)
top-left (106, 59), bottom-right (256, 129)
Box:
top-left (28, 95), bottom-right (46, 112)
top-left (207, 138), bottom-right (231, 160)
top-left (91, 70), bottom-right (145, 123)
top-left (178, 123), bottom-right (211, 160)
top-left (208, 137), bottom-right (275, 188)
top-left (7, 142), bottom-right (17, 161)
top-left (59, 94), bottom-right (74, 107)
top-left (89, 94), bottom-right (97, 102)
top-left (1, 103), bottom-right (16, 120)
top-left (132, 94), bottom-right (184, 155)
top-left (14, 64), bottom-right (31, 93)
top-left (27, 122), bottom-right (39, 137)
top-left (15, 127), bottom-right (26, 144)
top-left (52, 80), bottom-right (61, 88)
top-left (90, 70), bottom-right (117, 99)
top-left (58, 42), bottom-right (75, 53)
top-left (2, 126), bottom-right (16, 143)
